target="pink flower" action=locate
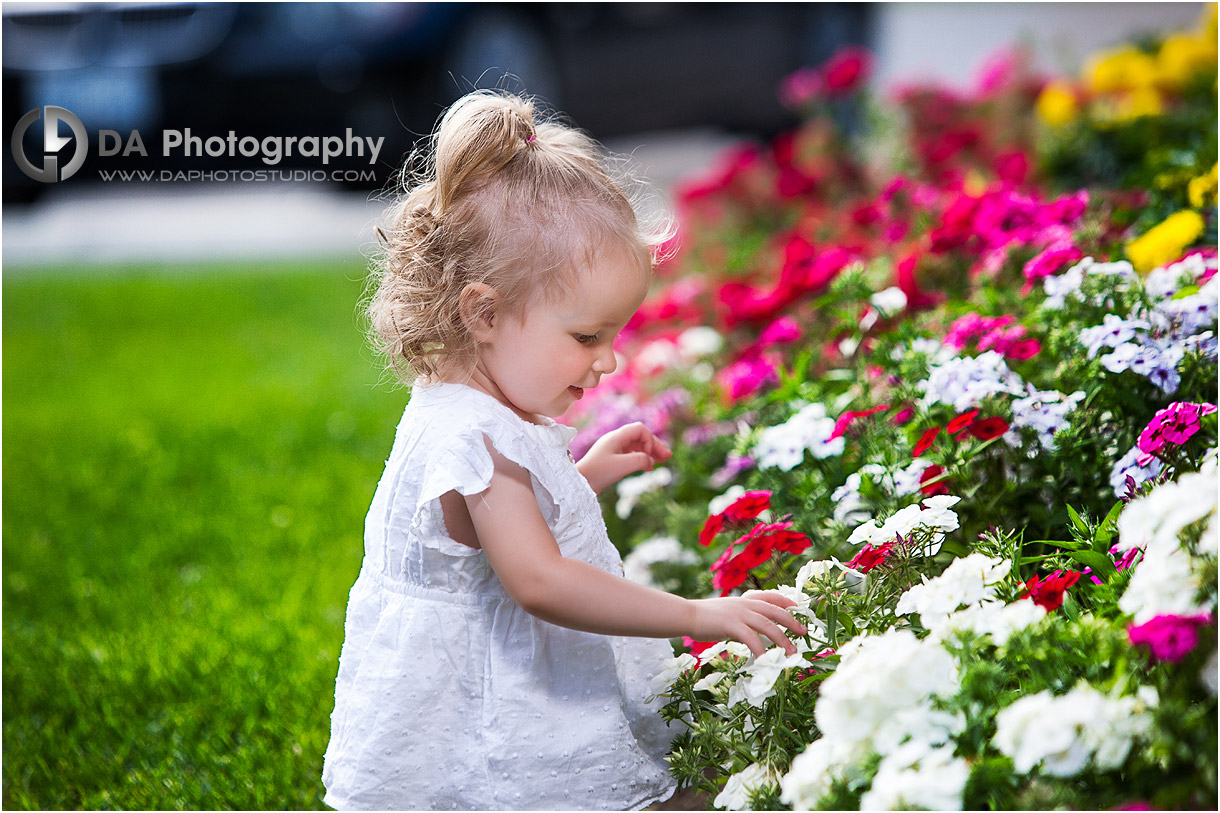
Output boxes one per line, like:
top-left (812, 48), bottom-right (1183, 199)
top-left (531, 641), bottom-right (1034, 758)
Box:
top-left (1005, 338), bottom-right (1042, 360)
top-left (759, 315), bottom-right (802, 347)
top-left (1128, 614), bottom-right (1213, 662)
top-left (779, 66), bottom-right (823, 109)
top-left (1022, 243), bottom-right (1084, 293)
top-left (822, 46), bottom-right (872, 96)
top-left (892, 407), bottom-right (915, 426)
top-left (717, 353), bottom-right (779, 403)
top-left (1136, 401), bottom-right (1218, 465)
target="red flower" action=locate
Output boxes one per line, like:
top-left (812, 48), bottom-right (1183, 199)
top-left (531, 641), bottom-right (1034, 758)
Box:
top-left (969, 416), bottom-right (1010, 440)
top-left (830, 403), bottom-right (890, 440)
top-left (709, 546), bottom-right (750, 595)
top-left (723, 490), bottom-right (773, 524)
top-left (683, 636), bottom-right (718, 660)
top-left (846, 541), bottom-right (893, 573)
top-left (822, 46), bottom-right (872, 96)
top-left (946, 409), bottom-right (979, 435)
top-left (1021, 569), bottom-right (1082, 612)
top-left (896, 251), bottom-right (941, 311)
top-left (913, 425), bottom-right (941, 457)
top-left (769, 528), bottom-right (813, 555)
top-left (698, 513), bottom-right (725, 547)
top-left (919, 464), bottom-right (950, 495)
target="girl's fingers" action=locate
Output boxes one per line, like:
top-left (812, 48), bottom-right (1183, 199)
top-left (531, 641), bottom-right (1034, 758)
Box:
top-left (755, 601), bottom-right (806, 635)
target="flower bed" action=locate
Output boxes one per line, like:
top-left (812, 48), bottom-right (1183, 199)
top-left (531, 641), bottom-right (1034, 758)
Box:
top-left (575, 7), bottom-right (1218, 811)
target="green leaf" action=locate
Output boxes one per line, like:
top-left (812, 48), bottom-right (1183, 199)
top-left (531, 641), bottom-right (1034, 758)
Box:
top-left (1070, 549), bottom-right (1118, 581)
top-left (1028, 538), bottom-right (1084, 551)
top-left (1092, 501), bottom-right (1124, 552)
top-left (1066, 504), bottom-right (1089, 537)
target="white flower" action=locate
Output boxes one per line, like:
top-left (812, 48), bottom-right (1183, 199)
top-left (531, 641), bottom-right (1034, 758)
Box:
top-left (615, 467), bottom-right (673, 519)
top-left (737, 648), bottom-right (808, 706)
top-left (714, 762), bottom-right (777, 811)
top-left (635, 339), bottom-right (684, 376)
top-left (1202, 650), bottom-right (1218, 696)
top-left (872, 705), bottom-right (966, 756)
top-left (649, 653), bottom-right (698, 696)
top-left (677, 326), bottom-right (724, 358)
top-left (921, 351), bottom-right (1025, 411)
top-left (1119, 545), bottom-right (1209, 624)
top-left (895, 554), bottom-right (1011, 631)
top-left (1109, 444), bottom-right (1166, 499)
top-left (796, 559), bottom-right (838, 589)
top-left (993, 685), bottom-right (1154, 777)
top-left (707, 485), bottom-right (747, 517)
top-left (870, 286), bottom-right (908, 317)
top-left (693, 671), bottom-right (728, 692)
top-left (816, 630), bottom-right (958, 747)
top-left (780, 738), bottom-right (866, 810)
top-left (893, 457), bottom-right (934, 496)
top-left (846, 519), bottom-right (886, 546)
top-left (935, 597), bottom-right (1046, 646)
top-left (1115, 468), bottom-right (1219, 556)
top-left (859, 742), bottom-right (970, 811)
top-left (622, 535), bottom-right (698, 588)
top-left (881, 504), bottom-right (926, 539)
top-left (698, 640), bottom-right (753, 665)
top-left (1004, 386), bottom-right (1085, 450)
top-left (755, 403), bottom-right (845, 471)
top-left (920, 494), bottom-right (962, 532)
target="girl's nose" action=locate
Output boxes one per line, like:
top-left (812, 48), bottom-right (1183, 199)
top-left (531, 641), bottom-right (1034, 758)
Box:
top-left (592, 344), bottom-right (617, 375)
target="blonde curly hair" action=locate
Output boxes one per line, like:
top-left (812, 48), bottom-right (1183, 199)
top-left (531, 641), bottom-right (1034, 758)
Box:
top-left (365, 90), bottom-right (673, 385)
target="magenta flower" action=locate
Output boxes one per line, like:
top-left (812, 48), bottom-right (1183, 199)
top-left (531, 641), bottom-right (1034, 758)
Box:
top-left (1022, 242), bottom-right (1083, 293)
top-left (1136, 401), bottom-right (1218, 465)
top-left (717, 352), bottom-right (779, 403)
top-left (759, 315), bottom-right (802, 348)
top-left (1128, 614), bottom-right (1213, 662)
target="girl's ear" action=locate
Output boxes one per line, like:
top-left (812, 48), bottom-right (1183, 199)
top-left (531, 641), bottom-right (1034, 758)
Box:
top-left (458, 282), bottom-right (499, 342)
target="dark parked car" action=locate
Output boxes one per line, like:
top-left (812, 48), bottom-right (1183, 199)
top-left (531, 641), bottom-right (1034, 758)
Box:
top-left (4, 2), bottom-right (872, 203)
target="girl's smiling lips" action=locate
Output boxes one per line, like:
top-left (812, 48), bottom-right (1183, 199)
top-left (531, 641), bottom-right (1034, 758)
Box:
top-left (568, 386), bottom-right (584, 400)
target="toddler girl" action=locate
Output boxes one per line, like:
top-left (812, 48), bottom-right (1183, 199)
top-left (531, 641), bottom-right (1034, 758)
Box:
top-left (321, 90), bottom-right (804, 811)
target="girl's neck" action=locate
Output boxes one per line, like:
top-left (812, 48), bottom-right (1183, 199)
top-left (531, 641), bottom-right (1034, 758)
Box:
top-left (425, 366), bottom-right (546, 427)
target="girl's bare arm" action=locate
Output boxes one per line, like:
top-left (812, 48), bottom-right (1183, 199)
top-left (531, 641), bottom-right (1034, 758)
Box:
top-left (464, 445), bottom-right (805, 656)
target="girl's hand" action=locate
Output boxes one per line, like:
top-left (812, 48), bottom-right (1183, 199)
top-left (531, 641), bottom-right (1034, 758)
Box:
top-left (576, 421), bottom-right (672, 494)
top-left (689, 592), bottom-right (806, 657)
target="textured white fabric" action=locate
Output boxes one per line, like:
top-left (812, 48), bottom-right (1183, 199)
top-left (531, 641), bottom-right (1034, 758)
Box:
top-left (322, 382), bottom-right (679, 811)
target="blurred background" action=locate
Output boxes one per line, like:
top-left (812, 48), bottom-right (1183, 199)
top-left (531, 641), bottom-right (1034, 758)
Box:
top-left (1, 1), bottom-right (1204, 268)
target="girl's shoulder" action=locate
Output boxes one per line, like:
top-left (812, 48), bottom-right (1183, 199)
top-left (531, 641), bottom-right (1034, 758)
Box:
top-left (404, 381), bottom-right (576, 454)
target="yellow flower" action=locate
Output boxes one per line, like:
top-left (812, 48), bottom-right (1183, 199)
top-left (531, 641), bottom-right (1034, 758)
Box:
top-left (1116, 86), bottom-right (1165, 120)
top-left (1126, 210), bottom-right (1206, 273)
top-left (1201, 3), bottom-right (1218, 40)
top-left (1085, 46), bottom-right (1158, 94)
top-left (1188, 164), bottom-right (1219, 209)
top-left (1036, 80), bottom-right (1078, 127)
top-left (1157, 33), bottom-right (1218, 89)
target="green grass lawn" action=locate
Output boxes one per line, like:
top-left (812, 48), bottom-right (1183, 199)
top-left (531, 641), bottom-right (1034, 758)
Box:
top-left (3, 261), bottom-right (409, 809)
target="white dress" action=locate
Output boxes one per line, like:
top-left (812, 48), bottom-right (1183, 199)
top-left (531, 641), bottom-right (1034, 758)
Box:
top-left (322, 382), bottom-right (679, 811)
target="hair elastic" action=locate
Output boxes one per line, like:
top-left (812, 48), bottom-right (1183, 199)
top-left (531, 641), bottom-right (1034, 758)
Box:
top-left (526, 133), bottom-right (536, 144)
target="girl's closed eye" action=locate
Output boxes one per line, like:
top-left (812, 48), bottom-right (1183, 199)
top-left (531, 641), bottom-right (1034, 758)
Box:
top-left (574, 333), bottom-right (600, 345)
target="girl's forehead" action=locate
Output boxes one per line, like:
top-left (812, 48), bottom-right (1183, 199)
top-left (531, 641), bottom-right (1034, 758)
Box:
top-left (552, 254), bottom-right (649, 322)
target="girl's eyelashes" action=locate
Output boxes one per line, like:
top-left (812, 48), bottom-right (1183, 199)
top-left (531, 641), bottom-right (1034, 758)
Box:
top-left (574, 333), bottom-right (599, 345)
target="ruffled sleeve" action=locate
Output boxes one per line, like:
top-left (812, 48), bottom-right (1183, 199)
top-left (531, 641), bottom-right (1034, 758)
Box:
top-left (399, 387), bottom-right (572, 561)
